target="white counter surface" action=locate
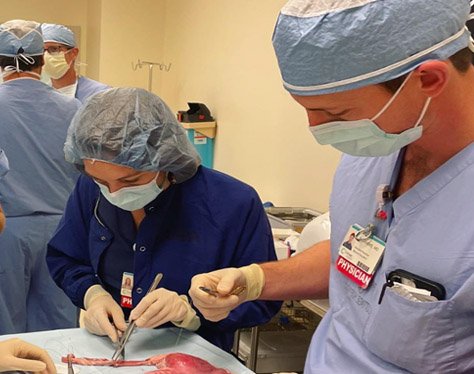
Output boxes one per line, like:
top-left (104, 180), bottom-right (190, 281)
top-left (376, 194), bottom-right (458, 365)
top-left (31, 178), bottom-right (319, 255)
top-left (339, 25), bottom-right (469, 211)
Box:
top-left (0, 327), bottom-right (253, 373)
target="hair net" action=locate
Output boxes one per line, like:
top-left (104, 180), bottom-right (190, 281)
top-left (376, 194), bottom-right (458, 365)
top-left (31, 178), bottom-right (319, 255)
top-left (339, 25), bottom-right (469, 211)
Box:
top-left (41, 23), bottom-right (76, 47)
top-left (272, 0), bottom-right (472, 96)
top-left (0, 19), bottom-right (43, 57)
top-left (64, 87), bottom-right (201, 183)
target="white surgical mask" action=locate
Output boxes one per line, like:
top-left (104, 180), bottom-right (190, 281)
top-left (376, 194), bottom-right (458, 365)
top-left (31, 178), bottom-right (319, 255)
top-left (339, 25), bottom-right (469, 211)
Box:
top-left (95, 173), bottom-right (163, 211)
top-left (309, 72), bottom-right (431, 157)
top-left (40, 70), bottom-right (52, 86)
top-left (57, 81), bottom-right (78, 98)
top-left (43, 51), bottom-right (71, 79)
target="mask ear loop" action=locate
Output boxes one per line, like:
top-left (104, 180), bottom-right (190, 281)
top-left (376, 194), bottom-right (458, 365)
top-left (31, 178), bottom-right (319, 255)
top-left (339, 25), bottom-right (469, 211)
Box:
top-left (64, 48), bottom-right (76, 70)
top-left (413, 97), bottom-right (431, 128)
top-left (371, 71), bottom-right (414, 121)
top-left (370, 70), bottom-right (431, 129)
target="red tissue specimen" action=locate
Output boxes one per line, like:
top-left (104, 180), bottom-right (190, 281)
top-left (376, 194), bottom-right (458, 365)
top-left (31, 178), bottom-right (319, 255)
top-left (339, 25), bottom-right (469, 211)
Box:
top-left (62, 352), bottom-right (232, 373)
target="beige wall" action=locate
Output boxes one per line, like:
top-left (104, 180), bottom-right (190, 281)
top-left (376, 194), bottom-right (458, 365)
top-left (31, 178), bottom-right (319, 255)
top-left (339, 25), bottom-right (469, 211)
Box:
top-left (0, 0), bottom-right (89, 74)
top-left (3, 0), bottom-right (341, 211)
top-left (85, 0), bottom-right (102, 80)
top-left (0, 1), bottom-right (88, 33)
top-left (160, 0), bottom-right (341, 211)
top-left (97, 0), bottom-right (166, 90)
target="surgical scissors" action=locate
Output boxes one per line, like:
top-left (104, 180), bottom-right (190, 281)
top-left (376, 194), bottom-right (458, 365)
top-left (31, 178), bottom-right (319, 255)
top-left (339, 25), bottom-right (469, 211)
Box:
top-left (111, 273), bottom-right (163, 361)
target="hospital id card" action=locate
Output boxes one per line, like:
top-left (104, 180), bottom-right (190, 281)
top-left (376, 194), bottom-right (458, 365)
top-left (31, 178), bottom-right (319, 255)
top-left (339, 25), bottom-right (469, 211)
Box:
top-left (336, 224), bottom-right (385, 289)
top-left (120, 272), bottom-right (134, 308)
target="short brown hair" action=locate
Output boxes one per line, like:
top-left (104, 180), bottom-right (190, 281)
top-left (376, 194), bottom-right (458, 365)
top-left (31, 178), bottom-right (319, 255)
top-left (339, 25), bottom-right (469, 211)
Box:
top-left (381, 47), bottom-right (472, 93)
top-left (0, 55), bottom-right (43, 72)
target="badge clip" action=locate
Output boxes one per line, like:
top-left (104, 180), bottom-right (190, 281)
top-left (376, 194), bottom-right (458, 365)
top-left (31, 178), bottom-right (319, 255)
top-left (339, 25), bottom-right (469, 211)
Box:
top-left (355, 224), bottom-right (375, 241)
top-left (376, 184), bottom-right (393, 204)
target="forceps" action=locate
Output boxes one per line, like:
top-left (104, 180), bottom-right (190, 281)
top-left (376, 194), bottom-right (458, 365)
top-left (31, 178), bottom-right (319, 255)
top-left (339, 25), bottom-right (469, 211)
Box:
top-left (67, 355), bottom-right (75, 374)
top-left (111, 273), bottom-right (163, 361)
top-left (199, 285), bottom-right (246, 297)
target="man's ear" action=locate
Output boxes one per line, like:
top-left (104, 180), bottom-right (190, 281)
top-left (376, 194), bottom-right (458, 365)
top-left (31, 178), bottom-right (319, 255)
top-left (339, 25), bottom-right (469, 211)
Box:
top-left (69, 47), bottom-right (79, 62)
top-left (415, 61), bottom-right (450, 98)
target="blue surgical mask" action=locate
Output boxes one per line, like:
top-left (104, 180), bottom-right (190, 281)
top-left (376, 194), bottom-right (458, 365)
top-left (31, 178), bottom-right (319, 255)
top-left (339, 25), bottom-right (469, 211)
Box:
top-left (95, 173), bottom-right (163, 211)
top-left (309, 72), bottom-right (431, 157)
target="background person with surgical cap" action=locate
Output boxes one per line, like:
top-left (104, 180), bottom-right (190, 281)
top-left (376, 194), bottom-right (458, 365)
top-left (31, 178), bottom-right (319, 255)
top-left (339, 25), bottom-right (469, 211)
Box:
top-left (0, 153), bottom-right (56, 373)
top-left (0, 19), bottom-right (80, 334)
top-left (190, 0), bottom-right (474, 372)
top-left (46, 87), bottom-right (281, 352)
top-left (41, 23), bottom-right (109, 103)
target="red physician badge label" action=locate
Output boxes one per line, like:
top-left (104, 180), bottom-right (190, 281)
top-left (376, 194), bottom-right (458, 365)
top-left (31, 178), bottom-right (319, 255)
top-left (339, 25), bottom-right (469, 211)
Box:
top-left (336, 255), bottom-right (373, 289)
top-left (121, 295), bottom-right (133, 308)
top-left (336, 224), bottom-right (385, 289)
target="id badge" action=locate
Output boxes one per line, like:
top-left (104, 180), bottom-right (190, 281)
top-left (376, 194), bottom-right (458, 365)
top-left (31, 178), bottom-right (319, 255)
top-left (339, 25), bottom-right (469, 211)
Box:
top-left (120, 272), bottom-right (134, 308)
top-left (336, 224), bottom-right (385, 289)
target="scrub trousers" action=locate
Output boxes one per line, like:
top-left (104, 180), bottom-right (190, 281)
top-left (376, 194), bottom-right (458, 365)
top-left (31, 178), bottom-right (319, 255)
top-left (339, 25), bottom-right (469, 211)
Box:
top-left (0, 214), bottom-right (77, 333)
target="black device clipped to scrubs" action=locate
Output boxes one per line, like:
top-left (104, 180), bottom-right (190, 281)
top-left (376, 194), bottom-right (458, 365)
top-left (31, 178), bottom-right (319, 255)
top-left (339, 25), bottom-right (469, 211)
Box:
top-left (378, 269), bottom-right (446, 304)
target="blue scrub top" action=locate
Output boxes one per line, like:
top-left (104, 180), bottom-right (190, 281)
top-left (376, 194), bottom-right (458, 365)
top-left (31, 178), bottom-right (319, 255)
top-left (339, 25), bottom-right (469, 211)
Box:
top-left (47, 166), bottom-right (282, 351)
top-left (305, 144), bottom-right (474, 373)
top-left (76, 76), bottom-right (110, 104)
top-left (0, 78), bottom-right (80, 216)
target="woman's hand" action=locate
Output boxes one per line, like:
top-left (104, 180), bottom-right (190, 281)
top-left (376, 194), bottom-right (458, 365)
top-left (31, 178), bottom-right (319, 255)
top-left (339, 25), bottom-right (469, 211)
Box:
top-left (0, 338), bottom-right (56, 373)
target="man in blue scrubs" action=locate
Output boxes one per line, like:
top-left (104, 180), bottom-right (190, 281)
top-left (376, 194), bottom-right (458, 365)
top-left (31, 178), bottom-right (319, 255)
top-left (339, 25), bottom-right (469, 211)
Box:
top-left (0, 152), bottom-right (56, 373)
top-left (46, 87), bottom-right (281, 352)
top-left (190, 1), bottom-right (474, 372)
top-left (0, 19), bottom-right (80, 333)
top-left (41, 23), bottom-right (109, 103)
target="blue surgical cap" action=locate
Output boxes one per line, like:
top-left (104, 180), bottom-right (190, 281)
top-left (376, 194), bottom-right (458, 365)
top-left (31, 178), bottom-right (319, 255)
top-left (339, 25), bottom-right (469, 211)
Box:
top-left (41, 23), bottom-right (76, 47)
top-left (273, 0), bottom-right (472, 96)
top-left (0, 20), bottom-right (43, 57)
top-left (64, 88), bottom-right (201, 183)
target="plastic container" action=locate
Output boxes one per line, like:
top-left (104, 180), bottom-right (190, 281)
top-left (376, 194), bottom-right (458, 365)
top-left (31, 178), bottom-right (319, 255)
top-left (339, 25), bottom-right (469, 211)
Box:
top-left (181, 121), bottom-right (216, 168)
top-left (265, 207), bottom-right (321, 233)
top-left (238, 301), bottom-right (320, 373)
top-left (238, 330), bottom-right (312, 373)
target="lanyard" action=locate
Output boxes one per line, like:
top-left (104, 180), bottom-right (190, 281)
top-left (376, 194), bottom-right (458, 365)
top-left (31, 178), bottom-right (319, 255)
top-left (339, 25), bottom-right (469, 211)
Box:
top-left (363, 148), bottom-right (406, 242)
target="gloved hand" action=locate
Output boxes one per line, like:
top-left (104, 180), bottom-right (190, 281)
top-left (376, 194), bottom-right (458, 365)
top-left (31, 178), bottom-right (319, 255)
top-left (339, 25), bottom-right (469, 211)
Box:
top-left (130, 288), bottom-right (200, 331)
top-left (0, 338), bottom-right (56, 373)
top-left (189, 264), bottom-right (264, 321)
top-left (82, 285), bottom-right (127, 343)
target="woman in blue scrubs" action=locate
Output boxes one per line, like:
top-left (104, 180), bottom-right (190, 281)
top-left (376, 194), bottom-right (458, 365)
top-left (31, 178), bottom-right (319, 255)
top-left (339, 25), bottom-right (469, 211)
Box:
top-left (47, 87), bottom-right (281, 352)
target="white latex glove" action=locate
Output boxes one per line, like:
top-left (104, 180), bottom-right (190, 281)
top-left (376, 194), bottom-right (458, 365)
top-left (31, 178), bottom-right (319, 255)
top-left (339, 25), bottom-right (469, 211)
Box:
top-left (0, 338), bottom-right (56, 373)
top-left (189, 264), bottom-right (264, 322)
top-left (83, 285), bottom-right (127, 343)
top-left (130, 288), bottom-right (200, 331)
